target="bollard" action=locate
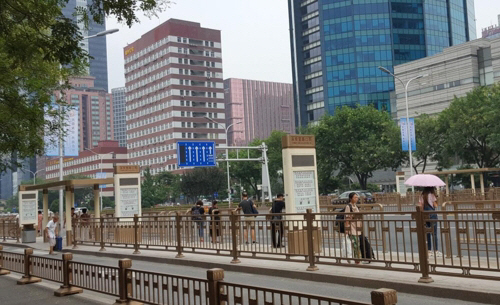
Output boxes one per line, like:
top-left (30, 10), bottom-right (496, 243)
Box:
top-left (175, 212), bottom-right (184, 258)
top-left (54, 253), bottom-right (83, 296)
top-left (17, 248), bottom-right (41, 285)
top-left (230, 211), bottom-right (240, 264)
top-left (114, 259), bottom-right (142, 305)
top-left (133, 214), bottom-right (140, 254)
top-left (99, 217), bottom-right (106, 252)
top-left (207, 268), bottom-right (225, 305)
top-left (0, 245), bottom-right (10, 275)
top-left (306, 209), bottom-right (318, 271)
top-left (371, 288), bottom-right (398, 305)
top-left (415, 206), bottom-right (434, 283)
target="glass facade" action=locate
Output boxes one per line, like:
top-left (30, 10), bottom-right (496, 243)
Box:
top-left (289, 0), bottom-right (476, 127)
top-left (62, 0), bottom-right (109, 91)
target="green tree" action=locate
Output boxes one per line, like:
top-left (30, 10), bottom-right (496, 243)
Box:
top-left (412, 114), bottom-right (452, 174)
top-left (439, 84), bottom-right (500, 168)
top-left (0, 0), bottom-right (169, 172)
top-left (313, 106), bottom-right (405, 190)
top-left (181, 167), bottom-right (226, 202)
top-left (50, 199), bottom-right (59, 213)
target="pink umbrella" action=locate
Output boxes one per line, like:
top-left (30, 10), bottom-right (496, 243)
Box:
top-left (404, 174), bottom-right (446, 187)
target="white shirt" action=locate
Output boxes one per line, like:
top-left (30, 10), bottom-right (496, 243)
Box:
top-left (46, 220), bottom-right (57, 239)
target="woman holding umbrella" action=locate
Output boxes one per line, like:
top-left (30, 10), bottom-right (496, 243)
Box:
top-left (418, 187), bottom-right (442, 257)
top-left (405, 174), bottom-right (445, 258)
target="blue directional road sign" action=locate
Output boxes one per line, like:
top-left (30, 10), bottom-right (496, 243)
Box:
top-left (177, 141), bottom-right (216, 167)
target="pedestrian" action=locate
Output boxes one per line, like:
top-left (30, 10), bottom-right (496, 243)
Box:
top-left (191, 200), bottom-right (205, 242)
top-left (208, 200), bottom-right (220, 243)
top-left (37, 211), bottom-right (43, 237)
top-left (238, 192), bottom-right (257, 244)
top-left (418, 187), bottom-right (442, 257)
top-left (270, 193), bottom-right (285, 248)
top-left (44, 215), bottom-right (59, 255)
top-left (80, 208), bottom-right (90, 241)
top-left (345, 192), bottom-right (362, 264)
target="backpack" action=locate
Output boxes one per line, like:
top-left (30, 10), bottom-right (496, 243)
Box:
top-left (191, 206), bottom-right (201, 220)
top-left (335, 203), bottom-right (353, 233)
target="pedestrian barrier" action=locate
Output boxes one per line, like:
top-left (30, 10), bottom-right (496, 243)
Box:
top-left (0, 246), bottom-right (398, 305)
top-left (0, 217), bottom-right (20, 243)
top-left (71, 206), bottom-right (500, 283)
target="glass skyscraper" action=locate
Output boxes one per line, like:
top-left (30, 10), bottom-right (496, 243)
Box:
top-left (62, 0), bottom-right (109, 91)
top-left (289, 0), bottom-right (476, 127)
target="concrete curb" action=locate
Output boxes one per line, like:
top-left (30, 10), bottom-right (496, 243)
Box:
top-left (2, 242), bottom-right (499, 304)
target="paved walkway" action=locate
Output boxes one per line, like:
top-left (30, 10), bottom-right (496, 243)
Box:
top-left (2, 238), bottom-right (500, 304)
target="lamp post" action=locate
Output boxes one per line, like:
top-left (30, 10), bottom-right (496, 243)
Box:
top-left (57, 28), bottom-right (119, 234)
top-left (23, 169), bottom-right (45, 185)
top-left (205, 117), bottom-right (242, 208)
top-left (378, 66), bottom-right (427, 192)
top-left (85, 148), bottom-right (114, 212)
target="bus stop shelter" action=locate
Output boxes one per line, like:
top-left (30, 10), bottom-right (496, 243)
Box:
top-left (426, 168), bottom-right (500, 196)
top-left (18, 178), bottom-right (114, 246)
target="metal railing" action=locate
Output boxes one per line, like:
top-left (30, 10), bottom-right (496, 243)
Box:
top-left (72, 207), bottom-right (500, 283)
top-left (0, 246), bottom-right (398, 305)
top-left (0, 217), bottom-right (20, 242)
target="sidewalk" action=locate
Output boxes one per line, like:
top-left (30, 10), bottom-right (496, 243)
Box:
top-left (2, 238), bottom-right (499, 305)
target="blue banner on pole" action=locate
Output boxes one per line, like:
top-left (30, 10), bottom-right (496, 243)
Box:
top-left (96, 172), bottom-right (107, 188)
top-left (400, 118), bottom-right (416, 151)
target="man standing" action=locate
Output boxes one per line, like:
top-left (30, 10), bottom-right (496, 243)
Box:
top-left (270, 193), bottom-right (285, 248)
top-left (238, 193), bottom-right (257, 244)
top-left (80, 208), bottom-right (90, 241)
top-left (44, 215), bottom-right (59, 255)
top-left (37, 211), bottom-right (43, 237)
top-left (191, 200), bottom-right (205, 242)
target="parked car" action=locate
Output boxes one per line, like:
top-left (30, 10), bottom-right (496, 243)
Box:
top-left (332, 190), bottom-right (374, 204)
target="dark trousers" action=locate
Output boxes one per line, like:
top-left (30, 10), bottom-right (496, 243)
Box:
top-left (426, 220), bottom-right (438, 251)
top-left (271, 221), bottom-right (283, 247)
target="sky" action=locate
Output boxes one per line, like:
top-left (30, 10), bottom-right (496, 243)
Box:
top-left (106, 0), bottom-right (500, 91)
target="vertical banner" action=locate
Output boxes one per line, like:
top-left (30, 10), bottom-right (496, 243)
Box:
top-left (96, 171), bottom-right (107, 188)
top-left (44, 103), bottom-right (60, 157)
top-left (400, 118), bottom-right (416, 151)
top-left (64, 108), bottom-right (79, 156)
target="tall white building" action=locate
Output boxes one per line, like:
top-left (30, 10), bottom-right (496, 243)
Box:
top-left (112, 87), bottom-right (127, 147)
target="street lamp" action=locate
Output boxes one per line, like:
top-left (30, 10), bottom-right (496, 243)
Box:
top-left (56, 28), bottom-right (119, 233)
top-left (23, 168), bottom-right (45, 185)
top-left (205, 117), bottom-right (242, 208)
top-left (378, 66), bottom-right (427, 192)
top-left (85, 148), bottom-right (115, 212)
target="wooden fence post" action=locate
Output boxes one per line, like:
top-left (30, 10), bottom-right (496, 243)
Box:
top-left (17, 248), bottom-right (41, 285)
top-left (230, 211), bottom-right (240, 264)
top-left (54, 253), bottom-right (83, 296)
top-left (72, 220), bottom-right (78, 249)
top-left (2, 219), bottom-right (5, 242)
top-left (175, 212), bottom-right (184, 258)
top-left (133, 214), bottom-right (140, 254)
top-left (207, 268), bottom-right (224, 305)
top-left (114, 259), bottom-right (142, 305)
top-left (0, 245), bottom-right (10, 275)
top-left (415, 206), bottom-right (434, 283)
top-left (306, 209), bottom-right (318, 271)
top-left (16, 217), bottom-right (20, 243)
top-left (371, 288), bottom-right (398, 305)
top-left (99, 217), bottom-right (106, 252)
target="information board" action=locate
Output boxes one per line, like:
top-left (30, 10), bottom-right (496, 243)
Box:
top-left (19, 192), bottom-right (38, 225)
top-left (120, 188), bottom-right (139, 217)
top-left (293, 171), bottom-right (317, 213)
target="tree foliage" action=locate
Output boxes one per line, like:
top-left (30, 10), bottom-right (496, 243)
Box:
top-left (412, 114), bottom-right (452, 173)
top-left (439, 84), bottom-right (500, 169)
top-left (312, 106), bottom-right (405, 190)
top-left (0, 0), bottom-right (169, 172)
top-left (180, 167), bottom-right (226, 202)
top-left (141, 168), bottom-right (181, 208)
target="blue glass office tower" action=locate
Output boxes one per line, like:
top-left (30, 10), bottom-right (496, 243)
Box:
top-left (62, 0), bottom-right (109, 91)
top-left (289, 0), bottom-right (476, 127)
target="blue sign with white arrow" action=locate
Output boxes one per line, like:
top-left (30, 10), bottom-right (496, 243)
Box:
top-left (177, 141), bottom-right (216, 167)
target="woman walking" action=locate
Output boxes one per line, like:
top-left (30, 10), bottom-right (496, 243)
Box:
top-left (345, 192), bottom-right (362, 264)
top-left (419, 187), bottom-right (442, 257)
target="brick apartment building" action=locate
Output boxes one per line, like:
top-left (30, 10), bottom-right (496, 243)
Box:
top-left (124, 19), bottom-right (225, 175)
